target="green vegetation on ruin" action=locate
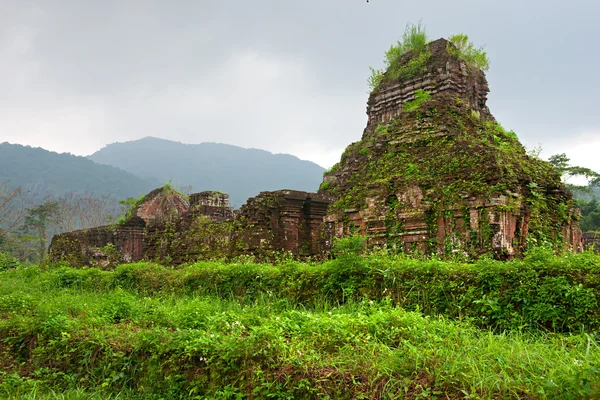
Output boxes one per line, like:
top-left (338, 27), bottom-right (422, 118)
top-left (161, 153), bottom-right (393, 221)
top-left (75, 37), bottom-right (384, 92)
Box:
top-left (321, 93), bottom-right (575, 255)
top-left (1, 247), bottom-right (600, 399)
top-left (368, 22), bottom-right (430, 91)
top-left (368, 24), bottom-right (490, 91)
top-left (446, 33), bottom-right (490, 72)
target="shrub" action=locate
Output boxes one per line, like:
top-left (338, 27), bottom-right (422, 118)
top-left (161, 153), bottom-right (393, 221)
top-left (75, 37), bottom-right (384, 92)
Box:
top-left (368, 22), bottom-right (430, 91)
top-left (402, 89), bottom-right (431, 112)
top-left (447, 33), bottom-right (490, 71)
top-left (0, 252), bottom-right (20, 272)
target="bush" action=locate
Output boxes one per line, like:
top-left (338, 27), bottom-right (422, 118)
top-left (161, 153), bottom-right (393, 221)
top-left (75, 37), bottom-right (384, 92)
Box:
top-left (447, 33), bottom-right (490, 71)
top-left (37, 250), bottom-right (600, 333)
top-left (0, 252), bottom-right (20, 272)
top-left (402, 89), bottom-right (431, 112)
top-left (368, 22), bottom-right (430, 91)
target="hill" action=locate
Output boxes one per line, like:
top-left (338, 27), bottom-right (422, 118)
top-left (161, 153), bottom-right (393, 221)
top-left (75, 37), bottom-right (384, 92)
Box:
top-left (88, 137), bottom-right (325, 207)
top-left (0, 142), bottom-right (156, 200)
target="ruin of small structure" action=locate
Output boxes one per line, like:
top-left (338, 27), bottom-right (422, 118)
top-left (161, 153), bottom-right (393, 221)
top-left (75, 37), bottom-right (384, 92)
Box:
top-left (49, 37), bottom-right (583, 266)
top-left (49, 188), bottom-right (331, 266)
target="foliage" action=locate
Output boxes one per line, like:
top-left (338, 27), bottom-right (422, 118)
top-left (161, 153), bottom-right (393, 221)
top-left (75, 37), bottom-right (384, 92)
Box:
top-left (367, 66), bottom-right (383, 92)
top-left (368, 22), bottom-right (430, 91)
top-left (549, 153), bottom-right (600, 191)
top-left (447, 34), bottom-right (490, 71)
top-left (324, 94), bottom-right (572, 255)
top-left (0, 181), bottom-right (28, 240)
top-left (319, 181), bottom-right (331, 191)
top-left (51, 192), bottom-right (119, 232)
top-left (0, 252), bottom-right (20, 272)
top-left (22, 201), bottom-right (60, 262)
top-left (578, 199), bottom-right (600, 232)
top-left (117, 194), bottom-right (145, 224)
top-left (402, 90), bottom-right (431, 112)
top-left (2, 253), bottom-right (600, 398)
top-left (1, 191), bottom-right (119, 264)
top-left (17, 250), bottom-right (600, 334)
top-left (331, 235), bottom-right (367, 259)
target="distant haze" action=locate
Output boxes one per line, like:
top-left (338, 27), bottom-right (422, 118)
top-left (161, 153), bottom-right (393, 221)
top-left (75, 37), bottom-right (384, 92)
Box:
top-left (88, 137), bottom-right (325, 207)
top-left (1, 0), bottom-right (599, 171)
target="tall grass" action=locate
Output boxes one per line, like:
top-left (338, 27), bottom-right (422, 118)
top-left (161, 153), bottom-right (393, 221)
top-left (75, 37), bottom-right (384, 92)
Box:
top-left (0, 258), bottom-right (599, 397)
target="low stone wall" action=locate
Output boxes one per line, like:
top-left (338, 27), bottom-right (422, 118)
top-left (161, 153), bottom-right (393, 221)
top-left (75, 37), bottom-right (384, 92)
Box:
top-left (48, 225), bottom-right (145, 267)
top-left (49, 189), bottom-right (331, 266)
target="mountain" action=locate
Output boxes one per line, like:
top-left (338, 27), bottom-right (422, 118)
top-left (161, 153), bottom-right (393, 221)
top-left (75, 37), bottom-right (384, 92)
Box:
top-left (0, 142), bottom-right (156, 200)
top-left (88, 137), bottom-right (325, 207)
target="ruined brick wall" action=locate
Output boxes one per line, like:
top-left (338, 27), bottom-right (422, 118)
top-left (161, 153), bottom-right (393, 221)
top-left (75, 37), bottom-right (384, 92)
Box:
top-left (189, 191), bottom-right (235, 221)
top-left (323, 189), bottom-right (570, 258)
top-left (104, 188), bottom-right (330, 265)
top-left (50, 187), bottom-right (189, 266)
top-left (131, 187), bottom-right (190, 226)
top-left (235, 190), bottom-right (330, 259)
top-left (319, 38), bottom-right (582, 258)
top-left (142, 190), bottom-right (236, 263)
top-left (49, 225), bottom-right (145, 266)
top-left (366, 38), bottom-right (492, 128)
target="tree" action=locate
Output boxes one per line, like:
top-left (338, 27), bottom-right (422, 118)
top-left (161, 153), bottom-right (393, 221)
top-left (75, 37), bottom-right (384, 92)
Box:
top-left (577, 199), bottom-right (600, 232)
top-left (549, 153), bottom-right (600, 233)
top-left (52, 192), bottom-right (119, 233)
top-left (22, 201), bottom-right (59, 262)
top-left (0, 181), bottom-right (28, 240)
top-left (548, 153), bottom-right (600, 191)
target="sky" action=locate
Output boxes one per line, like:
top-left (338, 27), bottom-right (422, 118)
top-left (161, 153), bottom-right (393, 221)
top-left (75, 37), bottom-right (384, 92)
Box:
top-left (1, 0), bottom-right (599, 172)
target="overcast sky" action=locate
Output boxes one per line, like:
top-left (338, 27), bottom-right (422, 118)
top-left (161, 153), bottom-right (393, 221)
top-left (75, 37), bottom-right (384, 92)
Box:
top-left (1, 0), bottom-right (599, 173)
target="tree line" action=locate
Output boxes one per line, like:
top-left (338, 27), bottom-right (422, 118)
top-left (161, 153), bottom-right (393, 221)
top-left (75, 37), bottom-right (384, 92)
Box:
top-left (0, 182), bottom-right (119, 263)
top-left (1, 153), bottom-right (600, 263)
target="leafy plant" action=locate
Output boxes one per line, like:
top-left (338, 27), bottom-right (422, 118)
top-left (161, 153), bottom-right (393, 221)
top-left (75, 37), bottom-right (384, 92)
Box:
top-left (319, 181), bottom-right (331, 191)
top-left (402, 90), bottom-right (431, 112)
top-left (447, 33), bottom-right (490, 71)
top-left (368, 22), bottom-right (430, 91)
top-left (0, 252), bottom-right (20, 271)
top-left (331, 235), bottom-right (367, 259)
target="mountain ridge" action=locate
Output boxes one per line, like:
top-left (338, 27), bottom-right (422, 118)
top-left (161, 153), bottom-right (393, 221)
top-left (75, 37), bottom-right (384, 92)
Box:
top-left (0, 142), bottom-right (156, 200)
top-left (88, 137), bottom-right (325, 207)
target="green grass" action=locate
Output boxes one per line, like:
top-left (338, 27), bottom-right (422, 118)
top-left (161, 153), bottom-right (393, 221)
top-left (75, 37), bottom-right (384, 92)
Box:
top-left (7, 248), bottom-right (600, 333)
top-left (1, 253), bottom-right (600, 398)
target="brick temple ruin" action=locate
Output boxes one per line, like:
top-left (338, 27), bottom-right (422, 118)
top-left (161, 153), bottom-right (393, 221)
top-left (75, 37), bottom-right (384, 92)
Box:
top-left (49, 38), bottom-right (584, 266)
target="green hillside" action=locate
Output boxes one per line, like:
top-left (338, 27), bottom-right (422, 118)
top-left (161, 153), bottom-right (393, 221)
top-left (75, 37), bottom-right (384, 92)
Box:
top-left (88, 137), bottom-right (325, 207)
top-left (0, 142), bottom-right (156, 200)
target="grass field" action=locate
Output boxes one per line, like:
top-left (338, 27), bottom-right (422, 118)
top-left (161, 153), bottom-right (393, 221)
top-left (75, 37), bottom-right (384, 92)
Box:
top-left (1, 249), bottom-right (599, 399)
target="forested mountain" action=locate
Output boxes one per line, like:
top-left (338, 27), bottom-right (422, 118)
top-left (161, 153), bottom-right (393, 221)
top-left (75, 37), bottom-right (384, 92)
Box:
top-left (0, 142), bottom-right (156, 200)
top-left (88, 137), bottom-right (326, 207)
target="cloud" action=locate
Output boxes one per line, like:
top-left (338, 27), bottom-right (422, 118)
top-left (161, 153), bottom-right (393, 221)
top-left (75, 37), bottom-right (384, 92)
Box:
top-left (0, 0), bottom-right (598, 173)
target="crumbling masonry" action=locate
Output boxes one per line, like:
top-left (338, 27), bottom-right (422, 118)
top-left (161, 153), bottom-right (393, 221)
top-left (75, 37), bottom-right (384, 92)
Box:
top-left (49, 38), bottom-right (583, 266)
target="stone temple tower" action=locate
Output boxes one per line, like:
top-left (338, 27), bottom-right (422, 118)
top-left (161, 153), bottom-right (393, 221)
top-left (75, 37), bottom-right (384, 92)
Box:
top-left (319, 38), bottom-right (582, 258)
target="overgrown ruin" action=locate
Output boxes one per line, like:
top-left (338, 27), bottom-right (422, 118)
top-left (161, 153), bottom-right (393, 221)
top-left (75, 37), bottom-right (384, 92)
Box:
top-left (49, 37), bottom-right (583, 266)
